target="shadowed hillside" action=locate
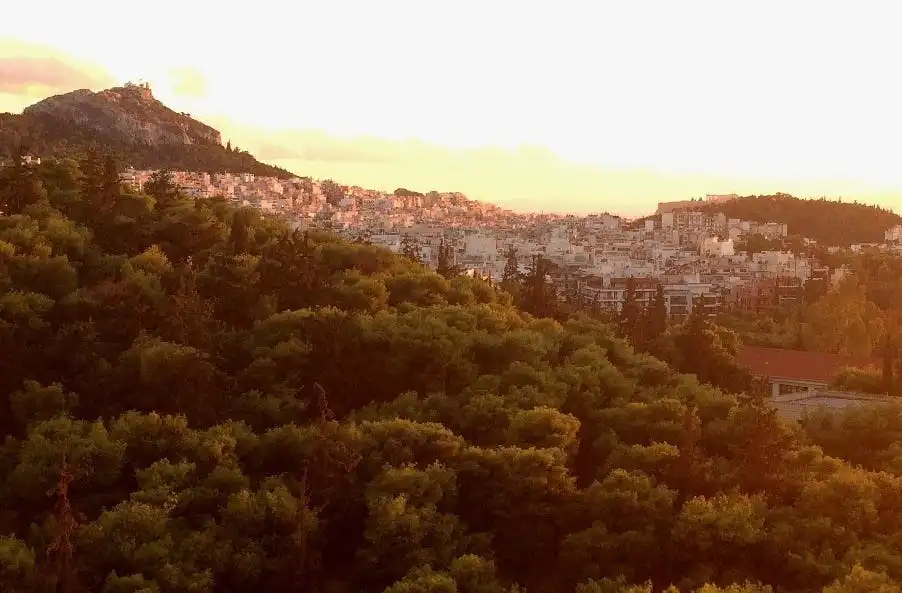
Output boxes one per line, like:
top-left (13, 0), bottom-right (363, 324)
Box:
top-left (699, 193), bottom-right (901, 245)
top-left (0, 84), bottom-right (294, 178)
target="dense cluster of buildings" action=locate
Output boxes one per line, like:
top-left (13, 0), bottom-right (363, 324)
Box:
top-left (394, 213), bottom-right (835, 322)
top-left (3, 161), bottom-right (893, 418)
top-left (120, 168), bottom-right (525, 231)
top-left (885, 224), bottom-right (902, 244)
top-left (121, 170), bottom-right (861, 321)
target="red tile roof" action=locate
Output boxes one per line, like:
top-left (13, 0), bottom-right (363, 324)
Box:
top-left (737, 346), bottom-right (880, 384)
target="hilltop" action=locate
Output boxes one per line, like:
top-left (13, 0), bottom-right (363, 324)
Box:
top-left (0, 83), bottom-right (294, 178)
top-left (696, 193), bottom-right (901, 246)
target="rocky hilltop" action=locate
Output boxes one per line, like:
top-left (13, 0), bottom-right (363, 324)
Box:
top-left (24, 84), bottom-right (223, 147)
top-left (0, 84), bottom-right (293, 178)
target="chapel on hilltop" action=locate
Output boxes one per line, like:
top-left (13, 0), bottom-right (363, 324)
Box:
top-left (123, 80), bottom-right (153, 98)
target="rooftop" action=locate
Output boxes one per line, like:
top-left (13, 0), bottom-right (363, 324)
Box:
top-left (738, 346), bottom-right (880, 384)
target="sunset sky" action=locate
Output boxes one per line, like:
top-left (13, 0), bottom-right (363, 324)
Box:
top-left (1, 0), bottom-right (901, 216)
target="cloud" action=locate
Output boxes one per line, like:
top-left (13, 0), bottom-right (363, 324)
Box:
top-left (252, 130), bottom-right (405, 164)
top-left (167, 66), bottom-right (207, 98)
top-left (290, 133), bottom-right (400, 164)
top-left (0, 40), bottom-right (114, 95)
top-left (298, 137), bottom-right (398, 164)
top-left (255, 142), bottom-right (301, 160)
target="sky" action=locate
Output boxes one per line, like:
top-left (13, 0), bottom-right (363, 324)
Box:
top-left (1, 0), bottom-right (901, 216)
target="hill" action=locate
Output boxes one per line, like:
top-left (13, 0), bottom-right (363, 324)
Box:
top-left (0, 158), bottom-right (901, 592)
top-left (697, 193), bottom-right (901, 245)
top-left (0, 83), bottom-right (294, 178)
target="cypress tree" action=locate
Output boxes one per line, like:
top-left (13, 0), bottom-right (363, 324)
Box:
top-left (645, 283), bottom-right (668, 340)
top-left (501, 245), bottom-right (521, 295)
top-left (620, 277), bottom-right (641, 342)
top-left (436, 237), bottom-right (460, 278)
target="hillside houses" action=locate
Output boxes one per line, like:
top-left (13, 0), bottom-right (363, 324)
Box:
top-left (117, 167), bottom-right (890, 319)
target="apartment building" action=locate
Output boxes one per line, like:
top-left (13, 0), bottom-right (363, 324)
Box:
top-left (775, 276), bottom-right (804, 307)
top-left (578, 276), bottom-right (721, 320)
top-left (665, 281), bottom-right (721, 320)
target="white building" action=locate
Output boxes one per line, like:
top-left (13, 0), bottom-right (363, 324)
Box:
top-left (463, 234), bottom-right (498, 258)
top-left (701, 237), bottom-right (735, 257)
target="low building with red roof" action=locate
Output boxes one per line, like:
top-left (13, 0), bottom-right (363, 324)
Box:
top-left (737, 345), bottom-right (880, 397)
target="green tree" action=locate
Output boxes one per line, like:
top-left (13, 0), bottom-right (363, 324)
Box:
top-left (321, 179), bottom-right (345, 207)
top-left (521, 254), bottom-right (556, 318)
top-left (436, 238), bottom-right (460, 279)
top-left (831, 365), bottom-right (884, 394)
top-left (643, 284), bottom-right (667, 342)
top-left (620, 277), bottom-right (642, 343)
top-left (0, 146), bottom-right (46, 215)
top-left (143, 169), bottom-right (179, 207)
top-left (229, 207), bottom-right (258, 254)
top-left (5, 155), bottom-right (902, 593)
top-left (801, 276), bottom-right (886, 357)
top-left (0, 536), bottom-right (39, 592)
top-left (501, 245), bottom-right (521, 296)
top-left (823, 565), bottom-right (901, 593)
top-left (652, 311), bottom-right (753, 393)
top-left (400, 234), bottom-right (422, 264)
top-left (100, 153), bottom-right (121, 210)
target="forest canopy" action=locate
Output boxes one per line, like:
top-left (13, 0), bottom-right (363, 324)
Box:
top-left (0, 157), bottom-right (901, 593)
top-left (698, 193), bottom-right (901, 246)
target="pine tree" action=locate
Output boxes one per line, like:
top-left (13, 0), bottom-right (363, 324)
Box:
top-left (144, 169), bottom-right (179, 207)
top-left (400, 234), bottom-right (421, 263)
top-left (436, 237), bottom-right (460, 279)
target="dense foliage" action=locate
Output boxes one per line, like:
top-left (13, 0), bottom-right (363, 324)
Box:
top-left (0, 112), bottom-right (294, 179)
top-left (716, 249), bottom-right (902, 396)
top-left (699, 193), bottom-right (901, 246)
top-left (1, 158), bottom-right (902, 593)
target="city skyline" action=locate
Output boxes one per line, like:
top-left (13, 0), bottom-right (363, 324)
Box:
top-left (2, 0), bottom-right (901, 216)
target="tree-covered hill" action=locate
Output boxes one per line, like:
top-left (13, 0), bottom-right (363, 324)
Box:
top-left (0, 157), bottom-right (901, 593)
top-left (0, 86), bottom-right (295, 179)
top-left (698, 193), bottom-right (901, 246)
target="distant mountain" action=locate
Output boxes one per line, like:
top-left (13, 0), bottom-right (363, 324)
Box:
top-left (0, 84), bottom-right (294, 178)
top-left (697, 193), bottom-right (901, 246)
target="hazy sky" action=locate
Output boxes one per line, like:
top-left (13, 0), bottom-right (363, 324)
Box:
top-left (1, 0), bottom-right (901, 216)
